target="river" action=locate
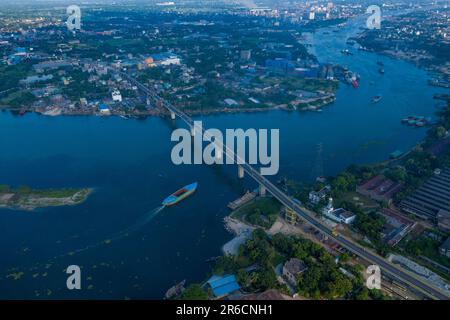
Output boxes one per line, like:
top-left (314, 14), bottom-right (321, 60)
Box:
top-left (0, 15), bottom-right (446, 299)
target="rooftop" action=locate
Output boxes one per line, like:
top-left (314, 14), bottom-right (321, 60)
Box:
top-left (206, 274), bottom-right (240, 298)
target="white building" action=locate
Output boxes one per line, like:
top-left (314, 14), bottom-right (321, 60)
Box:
top-left (112, 90), bottom-right (122, 102)
top-left (322, 198), bottom-right (356, 224)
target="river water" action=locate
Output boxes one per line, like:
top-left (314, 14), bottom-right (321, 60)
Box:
top-left (0, 16), bottom-right (446, 299)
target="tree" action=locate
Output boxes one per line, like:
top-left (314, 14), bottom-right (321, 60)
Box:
top-left (179, 284), bottom-right (208, 300)
top-left (354, 287), bottom-right (369, 300)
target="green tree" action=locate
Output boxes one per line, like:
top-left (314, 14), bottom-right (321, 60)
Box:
top-left (179, 284), bottom-right (208, 300)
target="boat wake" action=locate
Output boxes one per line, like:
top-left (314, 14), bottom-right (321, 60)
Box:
top-left (63, 205), bottom-right (166, 256)
top-left (126, 205), bottom-right (165, 234)
top-left (4, 205), bottom-right (167, 273)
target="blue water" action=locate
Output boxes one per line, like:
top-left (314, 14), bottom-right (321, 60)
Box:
top-left (0, 17), bottom-right (447, 299)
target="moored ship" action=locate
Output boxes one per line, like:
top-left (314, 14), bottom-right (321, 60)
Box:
top-left (162, 182), bottom-right (198, 206)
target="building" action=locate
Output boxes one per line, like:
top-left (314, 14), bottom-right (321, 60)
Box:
top-left (99, 104), bottom-right (111, 115)
top-left (206, 274), bottom-right (241, 299)
top-left (151, 53), bottom-right (181, 66)
top-left (356, 175), bottom-right (403, 204)
top-left (282, 258), bottom-right (307, 288)
top-left (400, 168), bottom-right (450, 220)
top-left (224, 98), bottom-right (239, 107)
top-left (240, 50), bottom-right (251, 61)
top-left (265, 58), bottom-right (295, 74)
top-left (322, 198), bottom-right (356, 224)
top-left (437, 210), bottom-right (450, 232)
top-left (379, 208), bottom-right (415, 246)
top-left (20, 74), bottom-right (54, 85)
top-left (439, 238), bottom-right (450, 258)
top-left (309, 185), bottom-right (330, 205)
top-left (112, 90), bottom-right (122, 102)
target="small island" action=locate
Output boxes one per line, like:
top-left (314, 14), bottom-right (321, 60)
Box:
top-left (0, 185), bottom-right (92, 211)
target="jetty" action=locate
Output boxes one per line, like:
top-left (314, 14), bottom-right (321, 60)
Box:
top-left (227, 191), bottom-right (257, 211)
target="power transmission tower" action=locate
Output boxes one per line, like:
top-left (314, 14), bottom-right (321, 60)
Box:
top-left (310, 142), bottom-right (324, 182)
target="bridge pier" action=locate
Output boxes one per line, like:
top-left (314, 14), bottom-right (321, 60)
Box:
top-left (170, 111), bottom-right (176, 120)
top-left (238, 166), bottom-right (244, 179)
top-left (259, 184), bottom-right (267, 197)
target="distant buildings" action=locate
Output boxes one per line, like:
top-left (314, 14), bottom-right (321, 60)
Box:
top-left (20, 74), bottom-right (53, 85)
top-left (112, 90), bottom-right (122, 102)
top-left (33, 60), bottom-right (71, 72)
top-left (356, 175), bottom-right (403, 205)
top-left (240, 50), bottom-right (252, 62)
top-left (400, 168), bottom-right (450, 220)
top-left (265, 58), bottom-right (295, 74)
top-left (150, 53), bottom-right (181, 66)
top-left (99, 104), bottom-right (111, 115)
top-left (224, 98), bottom-right (239, 107)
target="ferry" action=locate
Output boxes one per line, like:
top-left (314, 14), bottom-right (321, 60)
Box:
top-left (162, 182), bottom-right (198, 206)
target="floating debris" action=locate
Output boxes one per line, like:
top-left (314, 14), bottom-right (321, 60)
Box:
top-left (6, 272), bottom-right (24, 280)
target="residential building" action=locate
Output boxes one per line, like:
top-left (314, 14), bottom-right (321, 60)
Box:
top-left (112, 90), bottom-right (122, 102)
top-left (308, 185), bottom-right (330, 205)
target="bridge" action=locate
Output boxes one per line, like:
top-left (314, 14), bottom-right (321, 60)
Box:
top-left (118, 69), bottom-right (448, 300)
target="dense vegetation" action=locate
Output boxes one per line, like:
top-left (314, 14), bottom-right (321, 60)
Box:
top-left (211, 230), bottom-right (386, 299)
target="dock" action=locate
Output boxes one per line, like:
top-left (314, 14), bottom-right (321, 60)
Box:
top-left (227, 191), bottom-right (257, 210)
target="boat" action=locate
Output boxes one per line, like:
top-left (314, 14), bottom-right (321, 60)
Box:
top-left (162, 182), bottom-right (198, 206)
top-left (351, 78), bottom-right (359, 88)
top-left (372, 95), bottom-right (382, 103)
top-left (378, 68), bottom-right (385, 74)
top-left (341, 49), bottom-right (353, 56)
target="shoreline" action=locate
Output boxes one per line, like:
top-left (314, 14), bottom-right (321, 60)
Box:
top-left (1, 95), bottom-right (337, 119)
top-left (0, 187), bottom-right (94, 212)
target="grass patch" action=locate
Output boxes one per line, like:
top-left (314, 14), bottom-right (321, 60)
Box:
top-left (231, 197), bottom-right (282, 228)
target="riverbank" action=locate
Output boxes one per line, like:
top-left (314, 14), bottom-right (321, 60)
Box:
top-left (1, 91), bottom-right (337, 119)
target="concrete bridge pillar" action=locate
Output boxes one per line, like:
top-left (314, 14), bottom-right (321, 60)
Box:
top-left (170, 111), bottom-right (176, 120)
top-left (238, 166), bottom-right (244, 179)
top-left (259, 184), bottom-right (267, 197)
